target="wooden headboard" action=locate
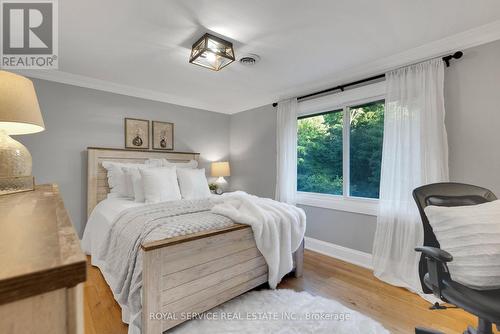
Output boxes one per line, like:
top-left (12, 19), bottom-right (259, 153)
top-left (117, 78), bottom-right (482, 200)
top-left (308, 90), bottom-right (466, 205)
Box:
top-left (87, 147), bottom-right (200, 217)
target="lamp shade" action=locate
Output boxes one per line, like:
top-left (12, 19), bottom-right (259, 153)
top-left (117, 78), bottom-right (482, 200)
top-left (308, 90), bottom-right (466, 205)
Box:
top-left (0, 71), bottom-right (44, 135)
top-left (211, 161), bottom-right (230, 177)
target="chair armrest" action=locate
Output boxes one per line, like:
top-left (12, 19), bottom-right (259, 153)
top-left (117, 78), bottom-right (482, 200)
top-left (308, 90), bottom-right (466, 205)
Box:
top-left (415, 246), bottom-right (453, 263)
top-left (415, 246), bottom-right (452, 300)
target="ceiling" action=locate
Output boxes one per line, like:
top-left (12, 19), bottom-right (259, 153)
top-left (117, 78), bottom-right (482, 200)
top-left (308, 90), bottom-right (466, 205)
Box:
top-left (29, 0), bottom-right (500, 113)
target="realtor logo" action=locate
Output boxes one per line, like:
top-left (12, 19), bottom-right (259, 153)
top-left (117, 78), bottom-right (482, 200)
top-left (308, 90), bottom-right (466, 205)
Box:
top-left (1, 0), bottom-right (58, 69)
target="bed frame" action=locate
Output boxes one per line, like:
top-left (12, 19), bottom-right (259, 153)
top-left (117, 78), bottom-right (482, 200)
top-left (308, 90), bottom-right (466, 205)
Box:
top-left (87, 147), bottom-right (304, 333)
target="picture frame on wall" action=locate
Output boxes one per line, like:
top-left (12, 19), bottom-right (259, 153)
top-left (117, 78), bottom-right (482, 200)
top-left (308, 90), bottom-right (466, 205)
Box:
top-left (124, 118), bottom-right (150, 149)
top-left (152, 121), bottom-right (174, 150)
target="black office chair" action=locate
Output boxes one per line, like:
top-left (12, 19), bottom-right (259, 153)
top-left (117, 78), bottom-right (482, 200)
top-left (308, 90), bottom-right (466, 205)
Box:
top-left (413, 182), bottom-right (500, 334)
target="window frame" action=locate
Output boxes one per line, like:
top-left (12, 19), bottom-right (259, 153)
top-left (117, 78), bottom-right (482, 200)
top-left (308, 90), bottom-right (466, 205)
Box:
top-left (296, 81), bottom-right (385, 216)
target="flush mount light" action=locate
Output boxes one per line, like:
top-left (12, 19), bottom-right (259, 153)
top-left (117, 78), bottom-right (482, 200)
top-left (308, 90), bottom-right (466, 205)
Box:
top-left (189, 33), bottom-right (235, 71)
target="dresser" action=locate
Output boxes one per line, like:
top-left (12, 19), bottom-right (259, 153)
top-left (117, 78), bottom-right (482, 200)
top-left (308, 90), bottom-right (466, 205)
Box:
top-left (0, 184), bottom-right (86, 334)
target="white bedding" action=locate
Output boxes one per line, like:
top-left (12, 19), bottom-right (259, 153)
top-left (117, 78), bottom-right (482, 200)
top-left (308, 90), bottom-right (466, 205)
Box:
top-left (81, 195), bottom-right (225, 258)
top-left (82, 198), bottom-right (146, 330)
top-left (81, 198), bottom-right (144, 258)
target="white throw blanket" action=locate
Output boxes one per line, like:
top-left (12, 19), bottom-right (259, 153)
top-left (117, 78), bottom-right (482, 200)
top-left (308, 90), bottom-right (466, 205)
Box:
top-left (211, 192), bottom-right (306, 288)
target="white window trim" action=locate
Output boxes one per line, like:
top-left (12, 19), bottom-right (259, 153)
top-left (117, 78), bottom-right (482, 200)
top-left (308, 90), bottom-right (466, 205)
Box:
top-left (296, 81), bottom-right (385, 216)
top-left (296, 191), bottom-right (379, 216)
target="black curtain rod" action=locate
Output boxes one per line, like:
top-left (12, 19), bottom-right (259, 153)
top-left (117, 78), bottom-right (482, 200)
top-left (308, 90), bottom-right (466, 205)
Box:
top-left (272, 51), bottom-right (463, 107)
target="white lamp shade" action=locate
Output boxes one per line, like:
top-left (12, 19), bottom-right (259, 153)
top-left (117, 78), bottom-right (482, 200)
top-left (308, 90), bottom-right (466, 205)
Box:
top-left (0, 71), bottom-right (44, 135)
top-left (211, 161), bottom-right (230, 177)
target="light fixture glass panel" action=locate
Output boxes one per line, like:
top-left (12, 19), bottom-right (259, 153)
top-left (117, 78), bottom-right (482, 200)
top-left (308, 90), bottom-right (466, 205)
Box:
top-left (207, 39), bottom-right (222, 52)
top-left (192, 51), bottom-right (217, 70)
top-left (190, 38), bottom-right (205, 60)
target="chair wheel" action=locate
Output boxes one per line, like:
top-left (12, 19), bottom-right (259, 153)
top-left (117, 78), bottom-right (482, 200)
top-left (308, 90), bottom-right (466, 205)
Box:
top-left (464, 324), bottom-right (494, 334)
top-left (464, 325), bottom-right (478, 334)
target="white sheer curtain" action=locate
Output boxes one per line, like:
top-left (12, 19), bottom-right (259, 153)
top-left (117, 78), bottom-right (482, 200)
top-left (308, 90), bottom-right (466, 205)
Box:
top-left (372, 58), bottom-right (449, 292)
top-left (275, 98), bottom-right (298, 204)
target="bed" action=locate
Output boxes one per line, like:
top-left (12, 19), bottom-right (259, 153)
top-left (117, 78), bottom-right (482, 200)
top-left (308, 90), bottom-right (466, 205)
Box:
top-left (84, 147), bottom-right (304, 334)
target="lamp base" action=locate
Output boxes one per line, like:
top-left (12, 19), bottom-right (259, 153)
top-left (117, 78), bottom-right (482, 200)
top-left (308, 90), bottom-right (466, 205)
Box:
top-left (0, 130), bottom-right (34, 195)
top-left (215, 176), bottom-right (227, 185)
top-left (215, 176), bottom-right (228, 194)
top-left (0, 176), bottom-right (34, 195)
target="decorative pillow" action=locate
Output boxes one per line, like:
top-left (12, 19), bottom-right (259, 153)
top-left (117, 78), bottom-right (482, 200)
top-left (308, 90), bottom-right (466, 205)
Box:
top-left (139, 167), bottom-right (181, 203)
top-left (425, 200), bottom-right (500, 290)
top-left (102, 161), bottom-right (128, 198)
top-left (146, 158), bottom-right (198, 169)
top-left (122, 167), bottom-right (136, 199)
top-left (122, 167), bottom-right (145, 202)
top-left (176, 168), bottom-right (211, 200)
top-left (121, 160), bottom-right (162, 201)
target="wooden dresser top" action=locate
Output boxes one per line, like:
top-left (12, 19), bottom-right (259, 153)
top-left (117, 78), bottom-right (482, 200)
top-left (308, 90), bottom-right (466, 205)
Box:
top-left (0, 184), bottom-right (86, 304)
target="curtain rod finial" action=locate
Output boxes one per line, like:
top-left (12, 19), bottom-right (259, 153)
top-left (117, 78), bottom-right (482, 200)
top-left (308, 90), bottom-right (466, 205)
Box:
top-left (443, 51), bottom-right (463, 67)
top-left (272, 103), bottom-right (278, 107)
top-left (453, 51), bottom-right (463, 59)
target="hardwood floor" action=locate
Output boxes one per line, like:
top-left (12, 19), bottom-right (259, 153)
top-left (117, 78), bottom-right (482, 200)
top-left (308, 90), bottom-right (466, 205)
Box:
top-left (84, 251), bottom-right (498, 334)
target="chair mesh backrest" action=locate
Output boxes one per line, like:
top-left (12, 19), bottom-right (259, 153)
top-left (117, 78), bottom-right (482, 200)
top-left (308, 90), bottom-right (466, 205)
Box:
top-left (412, 182), bottom-right (496, 292)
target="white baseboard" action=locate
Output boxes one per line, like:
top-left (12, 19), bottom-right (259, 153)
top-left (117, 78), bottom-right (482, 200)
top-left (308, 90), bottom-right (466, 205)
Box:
top-left (304, 237), bottom-right (373, 270)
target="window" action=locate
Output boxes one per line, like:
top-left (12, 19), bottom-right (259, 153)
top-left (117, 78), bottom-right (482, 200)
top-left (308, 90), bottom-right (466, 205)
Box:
top-left (297, 99), bottom-right (384, 200)
top-left (297, 110), bottom-right (343, 195)
top-left (349, 101), bottom-right (384, 198)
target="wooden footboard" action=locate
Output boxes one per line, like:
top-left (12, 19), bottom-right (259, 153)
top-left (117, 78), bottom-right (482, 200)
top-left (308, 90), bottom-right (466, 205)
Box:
top-left (141, 224), bottom-right (304, 334)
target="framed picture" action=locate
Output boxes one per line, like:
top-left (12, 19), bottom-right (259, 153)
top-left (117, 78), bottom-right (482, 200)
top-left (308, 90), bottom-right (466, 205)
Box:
top-left (152, 121), bottom-right (174, 150)
top-left (124, 118), bottom-right (149, 149)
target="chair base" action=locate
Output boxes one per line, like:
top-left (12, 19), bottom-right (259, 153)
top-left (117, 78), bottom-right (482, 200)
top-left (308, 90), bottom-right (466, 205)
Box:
top-left (416, 318), bottom-right (493, 334)
top-left (463, 319), bottom-right (493, 334)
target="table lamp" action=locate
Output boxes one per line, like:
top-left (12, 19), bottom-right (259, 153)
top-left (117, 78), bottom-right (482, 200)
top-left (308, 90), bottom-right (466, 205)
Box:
top-left (211, 161), bottom-right (230, 193)
top-left (0, 71), bottom-right (45, 195)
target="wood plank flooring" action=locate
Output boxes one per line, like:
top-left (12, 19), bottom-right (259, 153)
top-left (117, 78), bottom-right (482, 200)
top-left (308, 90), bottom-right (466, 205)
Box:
top-left (84, 251), bottom-right (498, 334)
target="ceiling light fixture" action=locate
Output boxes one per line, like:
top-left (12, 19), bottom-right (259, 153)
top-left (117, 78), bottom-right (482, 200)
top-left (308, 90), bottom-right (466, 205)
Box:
top-left (189, 33), bottom-right (235, 71)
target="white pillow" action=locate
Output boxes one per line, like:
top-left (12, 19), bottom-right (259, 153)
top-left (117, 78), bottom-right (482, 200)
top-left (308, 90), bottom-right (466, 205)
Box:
top-left (123, 167), bottom-right (146, 202)
top-left (139, 167), bottom-right (181, 203)
top-left (121, 160), bottom-right (162, 201)
top-left (102, 161), bottom-right (128, 198)
top-left (425, 200), bottom-right (500, 290)
top-left (146, 158), bottom-right (198, 169)
top-left (122, 167), bottom-right (136, 198)
top-left (176, 168), bottom-right (211, 200)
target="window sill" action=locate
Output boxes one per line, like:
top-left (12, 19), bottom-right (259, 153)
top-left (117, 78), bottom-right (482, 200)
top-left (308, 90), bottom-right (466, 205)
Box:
top-left (296, 192), bottom-right (379, 216)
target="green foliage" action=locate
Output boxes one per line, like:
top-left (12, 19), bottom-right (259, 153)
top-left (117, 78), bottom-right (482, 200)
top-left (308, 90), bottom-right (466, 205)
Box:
top-left (297, 101), bottom-right (384, 198)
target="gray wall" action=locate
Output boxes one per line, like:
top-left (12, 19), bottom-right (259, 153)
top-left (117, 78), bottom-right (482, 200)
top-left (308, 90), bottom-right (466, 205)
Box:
top-left (229, 104), bottom-right (277, 199)
top-left (445, 40), bottom-right (500, 196)
top-left (229, 39), bottom-right (500, 254)
top-left (299, 206), bottom-right (376, 253)
top-left (19, 79), bottom-right (230, 236)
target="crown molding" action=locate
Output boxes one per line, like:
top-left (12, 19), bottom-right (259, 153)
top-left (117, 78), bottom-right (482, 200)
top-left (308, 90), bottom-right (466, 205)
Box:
top-left (12, 69), bottom-right (229, 114)
top-left (11, 19), bottom-right (500, 115)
